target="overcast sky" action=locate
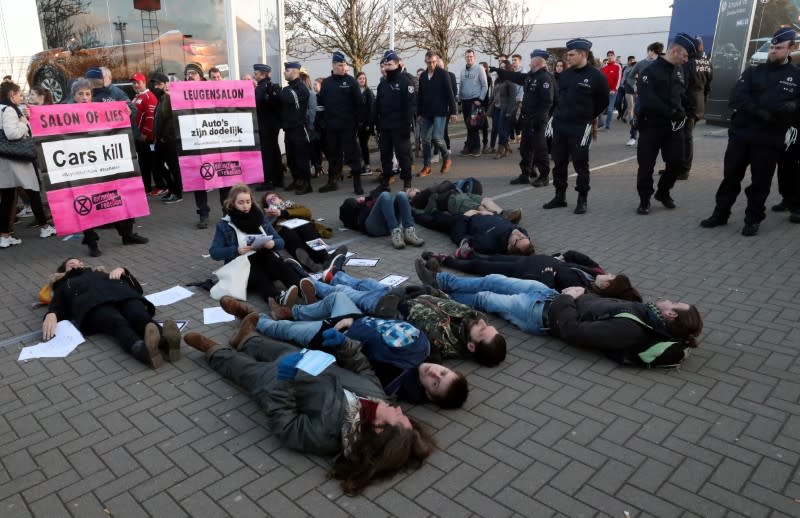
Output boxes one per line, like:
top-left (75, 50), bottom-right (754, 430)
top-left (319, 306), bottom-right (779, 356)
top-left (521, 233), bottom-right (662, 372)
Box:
top-left (532, 0), bottom-right (673, 24)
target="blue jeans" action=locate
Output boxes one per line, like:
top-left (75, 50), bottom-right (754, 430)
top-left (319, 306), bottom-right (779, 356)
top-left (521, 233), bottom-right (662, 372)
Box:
top-left (312, 272), bottom-right (389, 313)
top-left (436, 273), bottom-right (557, 335)
top-left (420, 116), bottom-right (449, 166)
top-left (364, 191), bottom-right (414, 236)
top-left (256, 315), bottom-right (321, 346)
top-left (605, 92), bottom-right (616, 129)
top-left (256, 291), bottom-right (362, 345)
top-left (490, 107), bottom-right (510, 148)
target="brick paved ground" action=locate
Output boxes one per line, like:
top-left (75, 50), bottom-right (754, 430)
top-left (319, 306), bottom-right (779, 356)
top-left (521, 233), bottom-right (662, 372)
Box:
top-left (1, 122), bottom-right (799, 517)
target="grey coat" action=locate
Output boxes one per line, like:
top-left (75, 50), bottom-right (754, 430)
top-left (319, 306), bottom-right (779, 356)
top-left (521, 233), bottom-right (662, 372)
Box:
top-left (0, 105), bottom-right (38, 190)
top-left (491, 80), bottom-right (518, 117)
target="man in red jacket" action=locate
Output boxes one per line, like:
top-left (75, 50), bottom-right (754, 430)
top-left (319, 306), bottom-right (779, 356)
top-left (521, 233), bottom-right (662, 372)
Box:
top-left (131, 72), bottom-right (166, 196)
top-left (600, 50), bottom-right (622, 130)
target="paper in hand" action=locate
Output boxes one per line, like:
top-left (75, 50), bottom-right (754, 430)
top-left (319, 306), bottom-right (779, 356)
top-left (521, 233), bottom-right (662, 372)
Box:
top-left (296, 349), bottom-right (336, 376)
top-left (246, 234), bottom-right (273, 249)
top-left (18, 320), bottom-right (85, 361)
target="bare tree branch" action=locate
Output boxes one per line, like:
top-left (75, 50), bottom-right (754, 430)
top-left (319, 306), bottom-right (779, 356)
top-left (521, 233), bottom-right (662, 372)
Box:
top-left (467, 0), bottom-right (531, 59)
top-left (397, 0), bottom-right (473, 67)
top-left (37, 0), bottom-right (91, 48)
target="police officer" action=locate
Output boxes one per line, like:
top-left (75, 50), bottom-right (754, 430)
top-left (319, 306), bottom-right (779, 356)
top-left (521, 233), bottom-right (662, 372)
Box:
top-left (374, 50), bottom-right (416, 189)
top-left (683, 36), bottom-right (713, 180)
top-left (253, 64), bottom-right (283, 190)
top-left (492, 49), bottom-right (555, 187)
top-left (317, 51), bottom-right (364, 194)
top-left (635, 33), bottom-right (693, 215)
top-left (278, 62), bottom-right (313, 195)
top-left (701, 27), bottom-right (800, 236)
top-left (544, 38), bottom-right (610, 214)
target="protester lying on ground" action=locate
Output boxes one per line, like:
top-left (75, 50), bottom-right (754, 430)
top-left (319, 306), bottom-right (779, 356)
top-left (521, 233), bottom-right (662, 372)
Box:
top-left (423, 249), bottom-right (642, 301)
top-left (451, 211), bottom-right (534, 255)
top-left (182, 325), bottom-right (435, 495)
top-left (209, 183), bottom-right (303, 302)
top-left (41, 258), bottom-right (180, 368)
top-left (219, 284), bottom-right (468, 408)
top-left (261, 191), bottom-right (345, 272)
top-left (303, 257), bottom-right (506, 366)
top-left (339, 188), bottom-right (425, 249)
top-left (405, 181), bottom-right (522, 223)
top-left (415, 260), bottom-right (702, 367)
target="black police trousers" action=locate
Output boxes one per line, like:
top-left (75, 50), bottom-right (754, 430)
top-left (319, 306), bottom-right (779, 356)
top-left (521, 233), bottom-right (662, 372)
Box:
top-left (325, 127), bottom-right (362, 181)
top-left (714, 134), bottom-right (781, 225)
top-left (636, 124), bottom-right (684, 199)
top-left (552, 128), bottom-right (591, 193)
top-left (776, 138), bottom-right (800, 211)
top-left (378, 128), bottom-right (412, 182)
top-left (519, 119), bottom-right (549, 178)
top-left (260, 127), bottom-right (284, 186)
top-left (284, 126), bottom-right (311, 183)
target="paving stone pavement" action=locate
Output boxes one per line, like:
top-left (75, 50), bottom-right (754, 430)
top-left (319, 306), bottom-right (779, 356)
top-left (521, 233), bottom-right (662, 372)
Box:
top-left (1, 122), bottom-right (799, 517)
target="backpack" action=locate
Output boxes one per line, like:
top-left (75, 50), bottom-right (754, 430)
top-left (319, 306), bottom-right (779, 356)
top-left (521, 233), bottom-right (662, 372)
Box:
top-left (604, 312), bottom-right (690, 368)
top-left (454, 177), bottom-right (483, 195)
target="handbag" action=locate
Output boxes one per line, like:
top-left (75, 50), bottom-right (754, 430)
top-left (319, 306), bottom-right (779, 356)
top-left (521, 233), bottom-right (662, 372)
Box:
top-left (210, 254), bottom-right (252, 301)
top-left (467, 106), bottom-right (487, 129)
top-left (0, 107), bottom-right (36, 161)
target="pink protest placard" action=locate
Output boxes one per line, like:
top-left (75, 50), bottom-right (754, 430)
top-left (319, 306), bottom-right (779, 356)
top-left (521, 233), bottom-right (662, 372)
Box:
top-left (169, 80), bottom-right (256, 110)
top-left (29, 102), bottom-right (132, 137)
top-left (179, 151), bottom-right (264, 191)
top-left (46, 177), bottom-right (150, 235)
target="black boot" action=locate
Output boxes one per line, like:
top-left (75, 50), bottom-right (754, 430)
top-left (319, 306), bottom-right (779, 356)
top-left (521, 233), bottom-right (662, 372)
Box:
top-left (636, 197), bottom-right (650, 215)
top-left (319, 179), bottom-right (338, 193)
top-left (654, 190), bottom-right (676, 209)
top-left (771, 199), bottom-right (789, 212)
top-left (741, 222), bottom-right (759, 236)
top-left (353, 174), bottom-right (364, 195)
top-left (700, 210), bottom-right (729, 228)
top-left (543, 188), bottom-right (567, 209)
top-left (294, 179), bottom-right (313, 195)
top-left (574, 193), bottom-right (587, 214)
top-left (532, 174), bottom-right (550, 187)
top-left (510, 173), bottom-right (530, 185)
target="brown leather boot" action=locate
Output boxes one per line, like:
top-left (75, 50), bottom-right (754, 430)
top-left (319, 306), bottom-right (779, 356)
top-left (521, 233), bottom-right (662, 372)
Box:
top-left (299, 278), bottom-right (317, 304)
top-left (183, 332), bottom-right (219, 354)
top-left (269, 298), bottom-right (294, 320)
top-left (229, 312), bottom-right (259, 349)
top-left (220, 296), bottom-right (257, 319)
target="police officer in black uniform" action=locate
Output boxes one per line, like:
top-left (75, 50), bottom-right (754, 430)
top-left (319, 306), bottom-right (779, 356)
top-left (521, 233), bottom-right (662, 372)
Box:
top-left (254, 64), bottom-right (283, 189)
top-left (317, 51), bottom-right (364, 194)
top-left (278, 62), bottom-right (313, 195)
top-left (492, 49), bottom-right (555, 187)
top-left (635, 33), bottom-right (694, 215)
top-left (701, 27), bottom-right (800, 236)
top-left (374, 50), bottom-right (416, 189)
top-left (544, 38), bottom-right (610, 214)
top-left (681, 36), bottom-right (713, 181)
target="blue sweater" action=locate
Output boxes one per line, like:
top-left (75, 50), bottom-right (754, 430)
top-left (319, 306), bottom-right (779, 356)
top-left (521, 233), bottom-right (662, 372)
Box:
top-left (208, 215), bottom-right (285, 263)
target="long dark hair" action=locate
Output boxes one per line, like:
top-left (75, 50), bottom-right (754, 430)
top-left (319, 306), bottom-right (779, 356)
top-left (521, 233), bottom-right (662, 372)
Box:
top-left (666, 305), bottom-right (703, 348)
top-left (330, 418), bottom-right (435, 495)
top-left (30, 85), bottom-right (54, 105)
top-left (592, 274), bottom-right (642, 302)
top-left (0, 81), bottom-right (20, 102)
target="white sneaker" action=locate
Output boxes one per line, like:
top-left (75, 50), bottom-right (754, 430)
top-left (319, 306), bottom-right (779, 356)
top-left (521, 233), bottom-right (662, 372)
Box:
top-left (39, 225), bottom-right (57, 238)
top-left (16, 206), bottom-right (33, 218)
top-left (431, 154), bottom-right (440, 164)
top-left (0, 235), bottom-right (22, 248)
top-left (626, 138), bottom-right (637, 146)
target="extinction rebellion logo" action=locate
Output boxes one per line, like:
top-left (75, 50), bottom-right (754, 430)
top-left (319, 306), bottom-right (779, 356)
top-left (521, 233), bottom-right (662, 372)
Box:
top-left (199, 161), bottom-right (243, 179)
top-left (73, 190), bottom-right (123, 215)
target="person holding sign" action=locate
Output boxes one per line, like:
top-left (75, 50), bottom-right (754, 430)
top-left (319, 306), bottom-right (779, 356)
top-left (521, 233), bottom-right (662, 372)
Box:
top-left (42, 258), bottom-right (181, 368)
top-left (182, 326), bottom-right (435, 495)
top-left (209, 183), bottom-right (305, 302)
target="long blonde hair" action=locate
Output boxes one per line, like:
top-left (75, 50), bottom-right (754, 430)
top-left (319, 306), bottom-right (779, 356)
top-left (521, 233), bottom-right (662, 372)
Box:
top-left (222, 183), bottom-right (256, 212)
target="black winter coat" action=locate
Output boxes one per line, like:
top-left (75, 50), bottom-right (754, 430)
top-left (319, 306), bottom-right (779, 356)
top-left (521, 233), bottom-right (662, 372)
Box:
top-left (255, 77), bottom-right (282, 131)
top-left (48, 268), bottom-right (152, 330)
top-left (417, 67), bottom-right (457, 117)
top-left (374, 69), bottom-right (416, 130)
top-left (279, 78), bottom-right (310, 129)
top-left (636, 56), bottom-right (686, 127)
top-left (450, 214), bottom-right (528, 255)
top-left (553, 64), bottom-right (610, 132)
top-left (495, 67), bottom-right (554, 124)
top-left (318, 73), bottom-right (362, 129)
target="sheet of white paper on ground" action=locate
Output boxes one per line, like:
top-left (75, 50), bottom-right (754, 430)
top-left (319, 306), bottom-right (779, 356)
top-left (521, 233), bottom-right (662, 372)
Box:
top-left (145, 286), bottom-right (194, 306)
top-left (379, 275), bottom-right (408, 287)
top-left (328, 249), bottom-right (356, 257)
top-left (297, 349), bottom-right (336, 376)
top-left (305, 238), bottom-right (328, 251)
top-left (346, 258), bottom-right (380, 267)
top-left (18, 320), bottom-right (85, 361)
top-left (279, 218), bottom-right (310, 229)
top-left (203, 307), bottom-right (236, 325)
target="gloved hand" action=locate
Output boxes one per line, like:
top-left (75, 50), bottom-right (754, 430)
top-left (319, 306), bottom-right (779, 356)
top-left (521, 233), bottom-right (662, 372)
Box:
top-left (277, 352), bottom-right (305, 380)
top-left (322, 328), bottom-right (346, 347)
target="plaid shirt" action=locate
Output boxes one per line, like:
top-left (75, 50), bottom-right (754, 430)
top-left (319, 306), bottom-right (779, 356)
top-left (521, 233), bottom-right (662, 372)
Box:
top-left (359, 317), bottom-right (420, 348)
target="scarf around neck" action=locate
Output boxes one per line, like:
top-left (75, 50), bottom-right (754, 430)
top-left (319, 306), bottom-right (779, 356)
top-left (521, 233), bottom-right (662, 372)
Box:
top-left (228, 206), bottom-right (264, 234)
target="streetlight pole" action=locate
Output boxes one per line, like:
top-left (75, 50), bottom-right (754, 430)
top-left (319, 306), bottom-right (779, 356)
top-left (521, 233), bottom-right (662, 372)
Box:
top-left (389, 0), bottom-right (395, 51)
top-left (113, 17), bottom-right (128, 69)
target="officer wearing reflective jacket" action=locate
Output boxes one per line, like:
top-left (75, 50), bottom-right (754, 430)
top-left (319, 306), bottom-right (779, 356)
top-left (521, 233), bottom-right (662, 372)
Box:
top-left (491, 49), bottom-right (554, 187)
top-left (635, 33), bottom-right (693, 215)
top-left (374, 50), bottom-right (416, 189)
top-left (545, 38), bottom-right (610, 214)
top-left (701, 27), bottom-right (800, 236)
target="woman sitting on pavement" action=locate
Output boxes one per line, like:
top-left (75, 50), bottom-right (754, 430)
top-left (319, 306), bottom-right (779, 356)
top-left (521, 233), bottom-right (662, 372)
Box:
top-left (339, 188), bottom-right (425, 249)
top-left (405, 180), bottom-right (522, 223)
top-left (182, 322), bottom-right (436, 495)
top-left (219, 289), bottom-right (469, 409)
top-left (415, 260), bottom-right (703, 368)
top-left (261, 191), bottom-right (345, 272)
top-left (424, 249), bottom-right (642, 301)
top-left (42, 258), bottom-right (181, 368)
top-left (209, 183), bottom-right (304, 303)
